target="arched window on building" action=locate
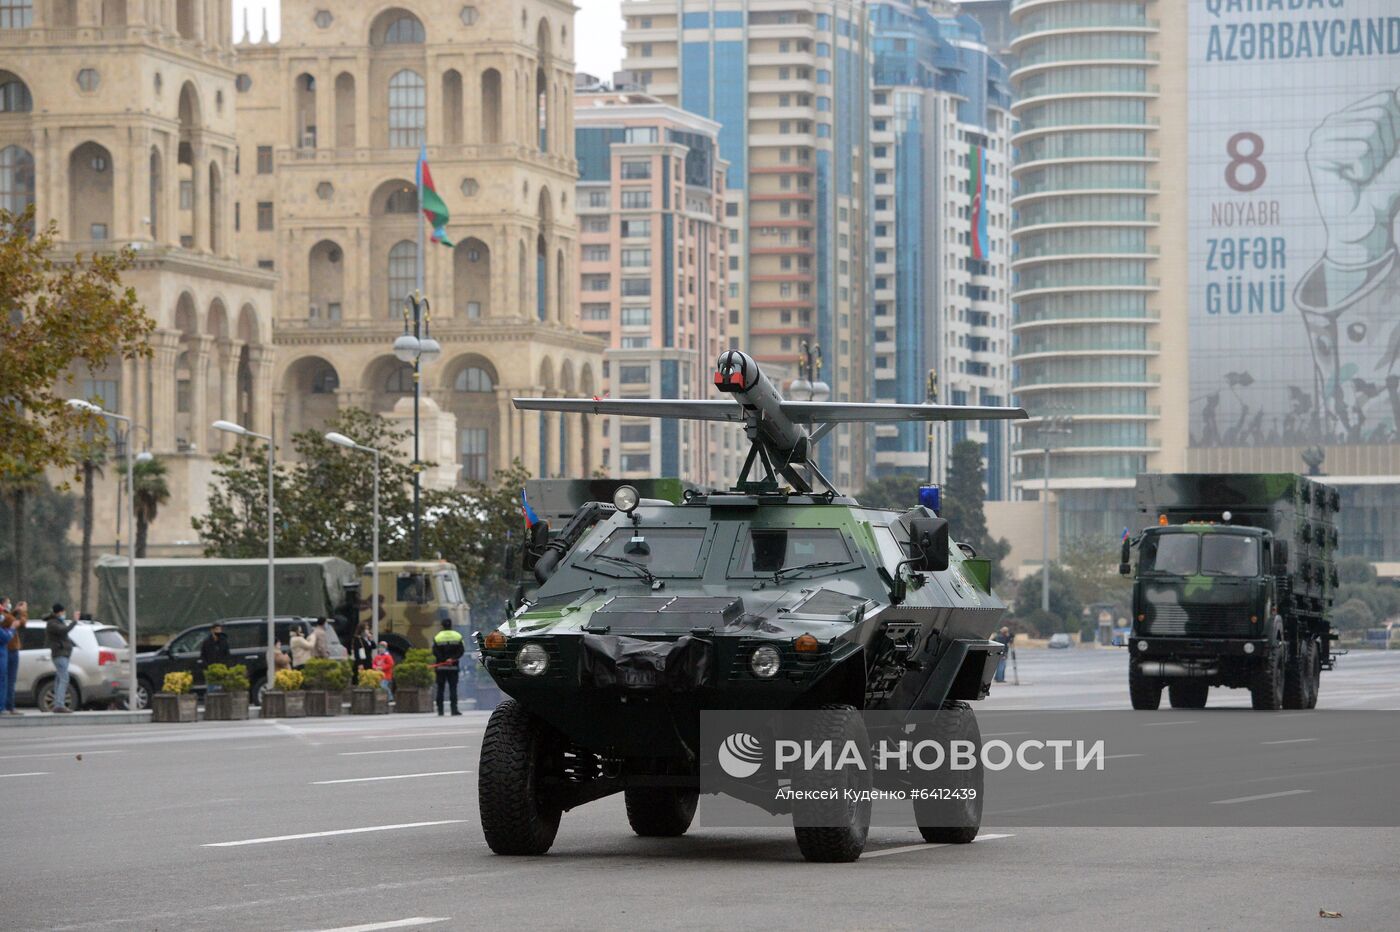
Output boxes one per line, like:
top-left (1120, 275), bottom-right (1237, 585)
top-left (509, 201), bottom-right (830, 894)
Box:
top-left (0, 144), bottom-right (35, 215)
top-left (387, 69), bottom-right (425, 148)
top-left (480, 69), bottom-right (501, 144)
top-left (383, 184), bottom-right (417, 214)
top-left (379, 14), bottom-right (424, 45)
top-left (147, 147), bottom-right (161, 240)
top-left (454, 367), bottom-right (494, 393)
top-left (334, 72), bottom-right (356, 148)
top-left (387, 240), bottom-right (417, 316)
top-left (384, 362), bottom-right (416, 394)
top-left (0, 70), bottom-right (32, 112)
top-left (441, 69), bottom-right (463, 144)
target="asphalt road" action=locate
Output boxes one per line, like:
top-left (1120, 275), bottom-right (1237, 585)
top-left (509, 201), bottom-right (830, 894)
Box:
top-left (3, 649), bottom-right (1398, 932)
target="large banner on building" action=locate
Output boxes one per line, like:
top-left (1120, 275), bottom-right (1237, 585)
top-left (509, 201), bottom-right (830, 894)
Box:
top-left (1188, 2), bottom-right (1400, 448)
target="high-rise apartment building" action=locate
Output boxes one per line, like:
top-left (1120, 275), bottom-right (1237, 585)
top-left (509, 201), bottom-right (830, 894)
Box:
top-left (574, 91), bottom-right (742, 486)
top-left (1007, 0), bottom-right (1189, 539)
top-left (868, 2), bottom-right (1014, 495)
top-left (236, 0), bottom-right (603, 485)
top-left (620, 0), bottom-right (873, 492)
top-left (3, 0), bottom-right (278, 551)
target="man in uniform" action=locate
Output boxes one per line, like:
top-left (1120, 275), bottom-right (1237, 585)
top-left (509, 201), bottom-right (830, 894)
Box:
top-left (432, 619), bottom-right (466, 716)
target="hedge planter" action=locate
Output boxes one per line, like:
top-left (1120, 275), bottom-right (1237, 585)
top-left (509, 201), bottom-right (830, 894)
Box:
top-left (204, 690), bottom-right (250, 721)
top-left (393, 686), bottom-right (433, 713)
top-left (151, 693), bottom-right (197, 723)
top-left (260, 690), bottom-right (307, 718)
top-left (303, 690), bottom-right (343, 717)
top-left (351, 687), bottom-right (390, 714)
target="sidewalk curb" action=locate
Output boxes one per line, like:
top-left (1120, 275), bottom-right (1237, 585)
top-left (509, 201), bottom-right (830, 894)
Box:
top-left (0, 710), bottom-right (152, 727)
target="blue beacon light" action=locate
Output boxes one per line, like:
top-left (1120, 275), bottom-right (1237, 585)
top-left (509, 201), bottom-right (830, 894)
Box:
top-left (918, 484), bottom-right (941, 515)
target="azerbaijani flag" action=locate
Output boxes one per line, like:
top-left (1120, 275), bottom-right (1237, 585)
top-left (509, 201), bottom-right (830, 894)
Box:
top-left (416, 144), bottom-right (453, 247)
top-left (521, 489), bottom-right (540, 529)
top-left (968, 143), bottom-right (988, 261)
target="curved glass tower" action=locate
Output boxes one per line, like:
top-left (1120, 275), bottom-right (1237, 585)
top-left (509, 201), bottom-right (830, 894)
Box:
top-left (1008, 0), bottom-right (1161, 533)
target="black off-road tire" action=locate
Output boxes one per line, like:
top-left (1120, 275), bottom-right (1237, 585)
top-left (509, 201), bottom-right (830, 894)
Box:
top-left (478, 698), bottom-right (562, 855)
top-left (792, 703), bottom-right (871, 863)
top-left (913, 701), bottom-right (983, 845)
top-left (1250, 643), bottom-right (1286, 710)
top-left (1168, 681), bottom-right (1209, 709)
top-left (624, 787), bottom-right (699, 837)
top-left (1129, 662), bottom-right (1162, 710)
top-left (1283, 637), bottom-right (1310, 710)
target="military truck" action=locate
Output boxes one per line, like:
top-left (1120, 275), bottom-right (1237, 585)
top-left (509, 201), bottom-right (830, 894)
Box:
top-left (1120, 473), bottom-right (1339, 710)
top-left (97, 556), bottom-right (469, 655)
top-left (475, 350), bottom-right (1026, 862)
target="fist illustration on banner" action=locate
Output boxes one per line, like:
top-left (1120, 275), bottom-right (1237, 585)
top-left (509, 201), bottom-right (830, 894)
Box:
top-left (1306, 88), bottom-right (1400, 268)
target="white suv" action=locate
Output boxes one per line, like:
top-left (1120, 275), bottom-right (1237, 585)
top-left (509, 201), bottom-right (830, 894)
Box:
top-left (13, 620), bottom-right (131, 711)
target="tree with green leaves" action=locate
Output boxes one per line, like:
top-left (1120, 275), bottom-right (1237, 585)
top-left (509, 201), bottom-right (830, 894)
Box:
top-left (854, 474), bottom-right (922, 511)
top-left (0, 476), bottom-right (76, 606)
top-left (941, 440), bottom-right (1011, 580)
top-left (0, 206), bottom-right (153, 481)
top-left (123, 457), bottom-right (171, 558)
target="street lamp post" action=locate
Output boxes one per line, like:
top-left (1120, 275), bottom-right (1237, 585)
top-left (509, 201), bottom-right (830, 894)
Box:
top-left (925, 369), bottom-right (939, 484)
top-left (395, 290), bottom-right (441, 561)
top-left (1037, 414), bottom-right (1073, 613)
top-left (212, 419), bottom-right (276, 695)
top-left (67, 399), bottom-right (143, 710)
top-left (326, 432), bottom-right (381, 646)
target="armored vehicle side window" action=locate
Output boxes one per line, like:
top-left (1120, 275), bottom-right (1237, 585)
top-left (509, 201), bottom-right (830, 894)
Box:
top-left (1141, 533), bottom-right (1198, 576)
top-left (732, 528), bottom-right (853, 575)
top-left (870, 525), bottom-right (909, 571)
top-left (1201, 535), bottom-right (1258, 577)
top-left (583, 527), bottom-right (707, 576)
top-left (435, 571), bottom-right (465, 604)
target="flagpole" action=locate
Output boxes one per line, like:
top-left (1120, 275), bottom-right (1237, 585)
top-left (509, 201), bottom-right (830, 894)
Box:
top-left (413, 146), bottom-right (425, 561)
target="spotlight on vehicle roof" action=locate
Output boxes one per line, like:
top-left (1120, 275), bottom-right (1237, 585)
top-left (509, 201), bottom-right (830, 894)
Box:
top-left (613, 485), bottom-right (640, 514)
top-left (1222, 510), bottom-right (1233, 522)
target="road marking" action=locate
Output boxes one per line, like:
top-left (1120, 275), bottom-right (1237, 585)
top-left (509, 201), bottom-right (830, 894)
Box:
top-left (0, 772), bottom-right (50, 778)
top-left (1144, 719), bottom-right (1197, 726)
top-left (302, 918), bottom-right (450, 932)
top-left (311, 770), bottom-right (470, 785)
top-left (1104, 753), bottom-right (1145, 760)
top-left (338, 746), bottom-right (468, 756)
top-left (0, 750), bottom-right (123, 761)
top-left (1261, 738), bottom-right (1318, 745)
top-left (861, 833), bottom-right (1013, 859)
top-left (356, 730), bottom-right (478, 741)
top-left (203, 820), bottom-right (467, 847)
top-left (1210, 789), bottom-right (1312, 805)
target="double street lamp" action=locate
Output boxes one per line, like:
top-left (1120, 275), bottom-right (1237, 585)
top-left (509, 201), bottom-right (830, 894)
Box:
top-left (394, 290), bottom-right (441, 561)
top-left (67, 399), bottom-right (147, 710)
top-left (212, 419), bottom-right (277, 692)
top-left (325, 432), bottom-right (381, 646)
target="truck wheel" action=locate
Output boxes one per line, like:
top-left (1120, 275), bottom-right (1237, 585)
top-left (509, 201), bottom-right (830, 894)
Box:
top-left (1129, 663), bottom-right (1162, 710)
top-left (624, 787), bottom-right (698, 837)
top-left (479, 698), bottom-right (562, 855)
top-left (792, 704), bottom-right (871, 863)
top-left (1168, 681), bottom-right (1209, 709)
top-left (1250, 643), bottom-right (1285, 710)
top-left (912, 701), bottom-right (983, 845)
top-left (1283, 638), bottom-right (1310, 710)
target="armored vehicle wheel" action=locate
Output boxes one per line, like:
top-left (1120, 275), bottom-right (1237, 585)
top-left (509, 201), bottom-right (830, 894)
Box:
top-left (1168, 681), bottom-right (1209, 709)
top-left (792, 704), bottom-right (871, 863)
top-left (479, 699), bottom-right (562, 855)
top-left (1283, 638), bottom-right (1311, 710)
top-left (913, 701), bottom-right (984, 845)
top-left (624, 787), bottom-right (699, 837)
top-left (1129, 662), bottom-right (1162, 710)
top-left (1250, 643), bottom-right (1286, 710)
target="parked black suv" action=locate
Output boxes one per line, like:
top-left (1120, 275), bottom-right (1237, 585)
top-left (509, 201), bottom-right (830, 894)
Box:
top-left (135, 617), bottom-right (336, 708)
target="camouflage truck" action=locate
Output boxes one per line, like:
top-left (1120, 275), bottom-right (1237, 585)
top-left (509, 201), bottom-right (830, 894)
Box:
top-left (359, 560), bottom-right (471, 657)
top-left (1120, 474), bottom-right (1339, 710)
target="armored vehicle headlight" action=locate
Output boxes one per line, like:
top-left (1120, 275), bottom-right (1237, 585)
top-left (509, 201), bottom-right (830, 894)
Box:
top-left (1243, 642), bottom-right (1256, 654)
top-left (516, 643), bottom-right (549, 676)
top-left (750, 645), bottom-right (782, 679)
top-left (613, 485), bottom-right (640, 514)
top-left (1137, 640), bottom-right (1149, 652)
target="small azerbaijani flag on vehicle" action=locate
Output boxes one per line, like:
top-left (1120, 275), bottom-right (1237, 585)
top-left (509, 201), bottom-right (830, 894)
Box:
top-left (522, 489), bottom-right (541, 530)
top-left (1121, 526), bottom-right (1130, 542)
top-left (416, 143), bottom-right (453, 247)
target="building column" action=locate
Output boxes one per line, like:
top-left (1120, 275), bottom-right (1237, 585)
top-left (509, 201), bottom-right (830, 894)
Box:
top-left (247, 344), bottom-right (276, 438)
top-left (187, 334), bottom-right (214, 451)
top-left (148, 330), bottom-right (182, 452)
top-left (217, 339), bottom-right (243, 450)
top-left (190, 142), bottom-right (208, 252)
top-left (495, 390), bottom-right (514, 471)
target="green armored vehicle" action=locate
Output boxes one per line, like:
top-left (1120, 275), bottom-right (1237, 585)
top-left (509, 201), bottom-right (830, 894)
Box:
top-left (475, 350), bottom-right (1025, 862)
top-left (1120, 473), bottom-right (1339, 711)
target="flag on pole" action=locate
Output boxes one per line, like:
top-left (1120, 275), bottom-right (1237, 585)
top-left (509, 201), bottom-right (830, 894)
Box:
top-left (521, 489), bottom-right (540, 530)
top-left (416, 144), bottom-right (453, 247)
top-left (968, 143), bottom-right (988, 261)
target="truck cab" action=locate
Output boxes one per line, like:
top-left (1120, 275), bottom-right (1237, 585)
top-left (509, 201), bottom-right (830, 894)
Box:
top-left (360, 560), bottom-right (471, 656)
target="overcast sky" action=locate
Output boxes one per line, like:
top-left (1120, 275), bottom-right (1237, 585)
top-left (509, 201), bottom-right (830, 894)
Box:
top-left (232, 1), bottom-right (626, 80)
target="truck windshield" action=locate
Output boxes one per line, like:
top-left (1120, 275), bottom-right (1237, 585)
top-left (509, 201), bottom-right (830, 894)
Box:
top-left (1140, 533), bottom-right (1199, 576)
top-left (582, 527), bottom-right (707, 577)
top-left (1201, 535), bottom-right (1259, 577)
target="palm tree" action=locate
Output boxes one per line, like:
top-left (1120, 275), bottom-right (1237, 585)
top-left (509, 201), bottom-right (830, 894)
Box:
top-left (121, 457), bottom-right (171, 559)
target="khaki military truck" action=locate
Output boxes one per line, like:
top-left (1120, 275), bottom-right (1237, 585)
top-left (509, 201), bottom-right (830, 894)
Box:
top-left (360, 560), bottom-right (470, 658)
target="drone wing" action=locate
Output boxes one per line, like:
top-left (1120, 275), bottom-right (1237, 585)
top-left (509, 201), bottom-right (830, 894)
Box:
top-left (512, 398), bottom-right (745, 422)
top-left (513, 397), bottom-right (1026, 423)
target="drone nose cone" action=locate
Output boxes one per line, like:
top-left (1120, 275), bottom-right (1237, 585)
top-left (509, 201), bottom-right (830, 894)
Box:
top-left (715, 350), bottom-right (759, 391)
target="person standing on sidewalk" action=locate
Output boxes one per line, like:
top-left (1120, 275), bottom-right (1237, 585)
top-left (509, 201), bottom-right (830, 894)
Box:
top-left (992, 625), bottom-right (1013, 684)
top-left (310, 617), bottom-right (331, 660)
top-left (0, 598), bottom-right (14, 717)
top-left (432, 620), bottom-right (465, 716)
top-left (5, 601), bottom-right (27, 714)
top-left (45, 604), bottom-right (77, 713)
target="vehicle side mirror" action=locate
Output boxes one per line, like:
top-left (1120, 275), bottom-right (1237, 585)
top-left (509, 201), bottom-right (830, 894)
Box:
top-left (908, 516), bottom-right (950, 572)
top-left (1272, 539), bottom-right (1289, 573)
